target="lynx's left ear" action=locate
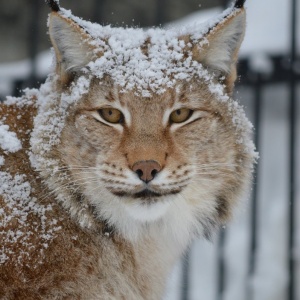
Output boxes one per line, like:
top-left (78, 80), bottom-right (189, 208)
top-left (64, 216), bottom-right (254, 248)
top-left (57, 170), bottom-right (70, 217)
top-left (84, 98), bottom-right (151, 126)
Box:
top-left (48, 9), bottom-right (95, 85)
top-left (191, 2), bottom-right (246, 93)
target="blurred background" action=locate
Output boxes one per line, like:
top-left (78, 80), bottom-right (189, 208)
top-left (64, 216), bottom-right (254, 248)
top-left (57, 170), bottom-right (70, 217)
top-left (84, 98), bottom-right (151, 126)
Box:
top-left (0, 0), bottom-right (299, 300)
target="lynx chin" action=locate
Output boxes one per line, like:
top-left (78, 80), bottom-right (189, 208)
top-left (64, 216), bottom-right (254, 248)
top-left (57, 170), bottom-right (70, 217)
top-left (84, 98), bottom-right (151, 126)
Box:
top-left (0, 0), bottom-right (256, 299)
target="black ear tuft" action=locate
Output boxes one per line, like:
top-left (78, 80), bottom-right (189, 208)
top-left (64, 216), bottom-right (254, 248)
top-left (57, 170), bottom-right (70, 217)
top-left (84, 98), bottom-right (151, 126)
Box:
top-left (234, 0), bottom-right (246, 9)
top-left (45, 0), bottom-right (60, 12)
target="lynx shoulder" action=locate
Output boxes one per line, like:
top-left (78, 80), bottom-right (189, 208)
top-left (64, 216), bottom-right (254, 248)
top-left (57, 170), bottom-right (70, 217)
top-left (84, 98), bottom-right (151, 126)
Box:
top-left (0, 0), bottom-right (256, 299)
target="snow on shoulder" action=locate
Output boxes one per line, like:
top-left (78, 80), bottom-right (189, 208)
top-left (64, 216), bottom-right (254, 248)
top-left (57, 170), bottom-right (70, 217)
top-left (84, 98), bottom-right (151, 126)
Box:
top-left (0, 90), bottom-right (63, 266)
top-left (0, 172), bottom-right (62, 265)
top-left (0, 123), bottom-right (22, 153)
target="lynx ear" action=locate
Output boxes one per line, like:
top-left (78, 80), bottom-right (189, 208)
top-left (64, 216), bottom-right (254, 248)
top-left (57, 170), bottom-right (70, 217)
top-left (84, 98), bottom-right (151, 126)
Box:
top-left (192, 7), bottom-right (246, 93)
top-left (48, 12), bottom-right (94, 84)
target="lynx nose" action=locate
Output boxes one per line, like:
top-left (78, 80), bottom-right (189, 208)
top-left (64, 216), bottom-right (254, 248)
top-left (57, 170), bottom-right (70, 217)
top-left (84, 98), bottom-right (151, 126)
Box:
top-left (132, 160), bottom-right (162, 183)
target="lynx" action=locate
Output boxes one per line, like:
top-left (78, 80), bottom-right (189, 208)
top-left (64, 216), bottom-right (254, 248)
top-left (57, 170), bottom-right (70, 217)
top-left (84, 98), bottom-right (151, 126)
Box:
top-left (0, 0), bottom-right (256, 299)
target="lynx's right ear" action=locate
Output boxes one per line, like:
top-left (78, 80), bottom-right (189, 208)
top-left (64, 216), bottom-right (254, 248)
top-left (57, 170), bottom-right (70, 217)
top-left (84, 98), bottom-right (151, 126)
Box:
top-left (187, 1), bottom-right (246, 94)
top-left (48, 12), bottom-right (95, 84)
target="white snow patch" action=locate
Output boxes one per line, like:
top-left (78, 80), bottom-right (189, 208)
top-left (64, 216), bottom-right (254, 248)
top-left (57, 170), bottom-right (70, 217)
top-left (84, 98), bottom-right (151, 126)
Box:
top-left (0, 156), bottom-right (4, 166)
top-left (0, 123), bottom-right (22, 153)
top-left (5, 88), bottom-right (38, 108)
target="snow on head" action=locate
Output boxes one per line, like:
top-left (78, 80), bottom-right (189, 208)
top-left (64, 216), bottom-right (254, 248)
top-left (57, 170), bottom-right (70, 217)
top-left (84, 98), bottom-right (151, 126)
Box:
top-left (56, 6), bottom-right (241, 97)
top-left (87, 28), bottom-right (209, 97)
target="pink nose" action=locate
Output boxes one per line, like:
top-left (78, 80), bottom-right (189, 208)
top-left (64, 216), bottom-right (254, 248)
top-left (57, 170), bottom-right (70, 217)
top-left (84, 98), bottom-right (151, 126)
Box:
top-left (132, 160), bottom-right (162, 183)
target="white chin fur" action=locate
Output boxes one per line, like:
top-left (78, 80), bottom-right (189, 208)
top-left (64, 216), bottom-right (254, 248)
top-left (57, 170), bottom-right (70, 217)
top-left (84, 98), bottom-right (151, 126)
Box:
top-left (124, 200), bottom-right (171, 222)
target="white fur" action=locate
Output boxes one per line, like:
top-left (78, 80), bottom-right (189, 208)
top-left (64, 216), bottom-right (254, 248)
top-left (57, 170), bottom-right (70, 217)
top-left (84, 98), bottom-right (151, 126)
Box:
top-left (82, 160), bottom-right (217, 251)
top-left (123, 199), bottom-right (171, 222)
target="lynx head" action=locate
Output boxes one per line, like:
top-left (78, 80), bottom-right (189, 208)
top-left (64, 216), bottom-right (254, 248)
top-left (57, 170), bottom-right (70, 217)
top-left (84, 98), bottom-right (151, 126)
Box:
top-left (31, 1), bottom-right (255, 241)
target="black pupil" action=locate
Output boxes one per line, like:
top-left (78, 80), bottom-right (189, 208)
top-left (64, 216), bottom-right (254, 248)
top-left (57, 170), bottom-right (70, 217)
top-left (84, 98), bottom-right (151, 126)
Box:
top-left (109, 110), bottom-right (113, 116)
top-left (176, 110), bottom-right (181, 115)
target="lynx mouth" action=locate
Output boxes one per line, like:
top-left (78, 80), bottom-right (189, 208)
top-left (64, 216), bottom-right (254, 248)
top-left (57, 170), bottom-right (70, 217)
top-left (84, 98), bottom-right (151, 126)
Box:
top-left (111, 189), bottom-right (161, 198)
top-left (133, 189), bottom-right (162, 199)
top-left (111, 188), bottom-right (181, 199)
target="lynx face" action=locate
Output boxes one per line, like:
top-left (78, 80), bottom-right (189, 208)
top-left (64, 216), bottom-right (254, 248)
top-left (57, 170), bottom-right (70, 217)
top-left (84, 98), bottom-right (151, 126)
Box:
top-left (53, 77), bottom-right (248, 228)
top-left (30, 4), bottom-right (255, 239)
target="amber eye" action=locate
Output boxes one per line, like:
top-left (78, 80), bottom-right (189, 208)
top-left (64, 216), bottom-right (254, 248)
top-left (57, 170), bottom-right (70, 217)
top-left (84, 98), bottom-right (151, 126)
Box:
top-left (170, 108), bottom-right (193, 123)
top-left (98, 108), bottom-right (123, 124)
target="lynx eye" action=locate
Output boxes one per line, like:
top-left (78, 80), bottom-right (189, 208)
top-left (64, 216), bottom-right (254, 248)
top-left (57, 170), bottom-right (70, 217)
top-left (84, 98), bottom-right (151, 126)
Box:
top-left (98, 108), bottom-right (123, 124)
top-left (170, 108), bottom-right (193, 123)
